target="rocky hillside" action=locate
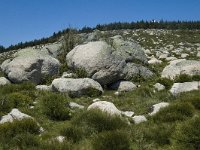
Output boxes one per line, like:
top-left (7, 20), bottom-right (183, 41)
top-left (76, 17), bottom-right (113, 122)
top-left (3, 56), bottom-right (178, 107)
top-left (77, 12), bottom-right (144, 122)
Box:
top-left (0, 29), bottom-right (200, 149)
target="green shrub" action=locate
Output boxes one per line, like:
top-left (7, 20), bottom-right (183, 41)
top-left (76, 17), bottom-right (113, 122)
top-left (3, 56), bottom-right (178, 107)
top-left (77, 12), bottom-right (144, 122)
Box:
top-left (174, 74), bottom-right (192, 83)
top-left (92, 130), bottom-right (131, 150)
top-left (71, 110), bottom-right (128, 135)
top-left (41, 92), bottom-right (71, 120)
top-left (134, 85), bottom-right (154, 98)
top-left (192, 74), bottom-right (200, 81)
top-left (157, 78), bottom-right (173, 90)
top-left (152, 103), bottom-right (194, 123)
top-left (0, 119), bottom-right (40, 143)
top-left (142, 123), bottom-right (175, 146)
top-left (0, 96), bottom-right (13, 115)
top-left (68, 87), bottom-right (102, 98)
top-left (61, 125), bottom-right (84, 143)
top-left (171, 117), bottom-right (200, 150)
top-left (6, 92), bottom-right (33, 108)
top-left (10, 133), bottom-right (40, 149)
top-left (74, 67), bottom-right (88, 78)
top-left (0, 82), bottom-right (35, 95)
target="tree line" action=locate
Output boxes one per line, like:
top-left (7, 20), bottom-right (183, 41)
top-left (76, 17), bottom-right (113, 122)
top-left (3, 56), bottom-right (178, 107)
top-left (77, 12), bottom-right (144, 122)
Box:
top-left (1, 20), bottom-right (200, 53)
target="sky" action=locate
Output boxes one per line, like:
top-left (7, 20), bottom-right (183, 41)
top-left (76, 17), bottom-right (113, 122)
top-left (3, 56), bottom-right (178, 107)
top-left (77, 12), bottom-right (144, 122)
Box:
top-left (0, 0), bottom-right (200, 47)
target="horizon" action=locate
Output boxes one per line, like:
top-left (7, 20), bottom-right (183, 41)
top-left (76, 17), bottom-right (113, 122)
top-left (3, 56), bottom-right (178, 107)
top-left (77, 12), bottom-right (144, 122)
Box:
top-left (0, 0), bottom-right (200, 47)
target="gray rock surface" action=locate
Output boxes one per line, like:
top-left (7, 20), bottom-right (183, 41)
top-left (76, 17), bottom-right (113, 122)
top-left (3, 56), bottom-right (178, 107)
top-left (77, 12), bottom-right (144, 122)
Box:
top-left (0, 77), bottom-right (11, 86)
top-left (66, 37), bottom-right (153, 85)
top-left (87, 101), bottom-right (121, 116)
top-left (36, 85), bottom-right (52, 91)
top-left (149, 102), bottom-right (169, 116)
top-left (121, 111), bottom-right (134, 117)
top-left (51, 78), bottom-right (103, 97)
top-left (69, 102), bottom-right (84, 109)
top-left (1, 48), bottom-right (60, 84)
top-left (170, 81), bottom-right (200, 95)
top-left (0, 109), bottom-right (32, 124)
top-left (109, 81), bottom-right (136, 92)
top-left (148, 58), bottom-right (162, 64)
top-left (132, 115), bottom-right (147, 124)
top-left (161, 59), bottom-right (200, 79)
top-left (154, 83), bottom-right (165, 91)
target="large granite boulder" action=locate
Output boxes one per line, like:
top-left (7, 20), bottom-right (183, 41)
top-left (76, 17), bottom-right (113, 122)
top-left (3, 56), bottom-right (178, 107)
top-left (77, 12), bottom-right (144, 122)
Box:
top-left (162, 59), bottom-right (200, 79)
top-left (51, 78), bottom-right (103, 97)
top-left (66, 36), bottom-right (153, 85)
top-left (170, 81), bottom-right (200, 95)
top-left (1, 48), bottom-right (60, 84)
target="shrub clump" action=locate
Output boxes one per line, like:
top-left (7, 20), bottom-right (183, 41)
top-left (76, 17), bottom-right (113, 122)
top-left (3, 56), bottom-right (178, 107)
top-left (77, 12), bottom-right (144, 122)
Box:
top-left (41, 92), bottom-right (71, 120)
top-left (0, 119), bottom-right (40, 143)
top-left (61, 110), bottom-right (128, 143)
top-left (171, 117), bottom-right (200, 150)
top-left (6, 92), bottom-right (33, 108)
top-left (152, 103), bottom-right (194, 123)
top-left (72, 110), bottom-right (128, 134)
top-left (157, 77), bottom-right (173, 90)
top-left (92, 130), bottom-right (131, 150)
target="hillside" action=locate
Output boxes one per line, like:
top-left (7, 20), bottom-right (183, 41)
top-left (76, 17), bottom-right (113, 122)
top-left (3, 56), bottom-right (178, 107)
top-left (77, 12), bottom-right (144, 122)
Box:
top-left (0, 29), bottom-right (200, 150)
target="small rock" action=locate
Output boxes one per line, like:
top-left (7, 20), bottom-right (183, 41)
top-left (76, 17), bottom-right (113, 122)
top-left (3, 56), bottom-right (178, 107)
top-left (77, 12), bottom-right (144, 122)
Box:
top-left (154, 83), bottom-right (165, 91)
top-left (148, 58), bottom-right (162, 64)
top-left (114, 91), bottom-right (121, 96)
top-left (69, 102), bottom-right (84, 109)
top-left (36, 85), bottom-right (52, 91)
top-left (0, 77), bottom-right (11, 86)
top-left (121, 111), bottom-right (134, 117)
top-left (0, 109), bottom-right (32, 124)
top-left (61, 72), bottom-right (75, 78)
top-left (132, 115), bottom-right (147, 124)
top-left (87, 101), bottom-right (121, 116)
top-left (30, 106), bottom-right (35, 109)
top-left (181, 53), bottom-right (189, 58)
top-left (93, 98), bottom-right (100, 102)
top-left (149, 102), bottom-right (169, 116)
top-left (109, 81), bottom-right (137, 92)
top-left (55, 136), bottom-right (65, 143)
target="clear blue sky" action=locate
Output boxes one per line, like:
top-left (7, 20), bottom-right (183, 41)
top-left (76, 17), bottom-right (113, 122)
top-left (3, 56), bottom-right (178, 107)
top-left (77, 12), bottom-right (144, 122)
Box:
top-left (0, 0), bottom-right (199, 47)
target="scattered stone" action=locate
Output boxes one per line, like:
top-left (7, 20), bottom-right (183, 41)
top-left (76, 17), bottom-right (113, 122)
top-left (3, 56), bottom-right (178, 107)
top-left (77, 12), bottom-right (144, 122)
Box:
top-left (148, 58), bottom-right (162, 64)
top-left (197, 51), bottom-right (200, 57)
top-left (114, 91), bottom-right (121, 96)
top-left (154, 83), bottom-right (165, 91)
top-left (159, 53), bottom-right (169, 59)
top-left (121, 111), bottom-right (134, 117)
top-left (109, 81), bottom-right (137, 92)
top-left (170, 81), bottom-right (200, 95)
top-left (0, 109), bottom-right (32, 124)
top-left (87, 101), bottom-right (121, 116)
top-left (132, 115), bottom-right (147, 124)
top-left (51, 78), bottom-right (103, 97)
top-left (0, 77), bottom-right (11, 86)
top-left (149, 102), bottom-right (169, 116)
top-left (181, 53), bottom-right (189, 58)
top-left (93, 98), bottom-right (100, 102)
top-left (55, 136), bottom-right (65, 143)
top-left (165, 56), bottom-right (177, 61)
top-left (61, 72), bottom-right (75, 78)
top-left (36, 85), bottom-right (52, 91)
top-left (69, 102), bottom-right (84, 109)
